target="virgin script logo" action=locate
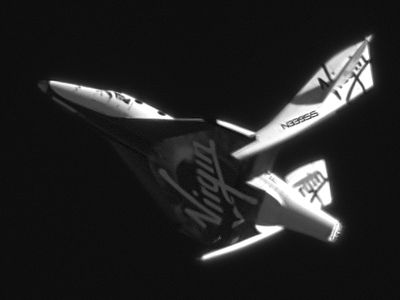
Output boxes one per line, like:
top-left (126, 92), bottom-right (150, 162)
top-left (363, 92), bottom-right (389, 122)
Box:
top-left (158, 140), bottom-right (257, 229)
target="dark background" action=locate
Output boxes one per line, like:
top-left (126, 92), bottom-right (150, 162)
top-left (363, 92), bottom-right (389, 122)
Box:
top-left (4, 2), bottom-right (399, 298)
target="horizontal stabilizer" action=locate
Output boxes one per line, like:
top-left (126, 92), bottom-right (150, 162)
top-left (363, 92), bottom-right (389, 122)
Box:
top-left (285, 159), bottom-right (332, 209)
top-left (247, 171), bottom-right (341, 242)
top-left (232, 35), bottom-right (373, 159)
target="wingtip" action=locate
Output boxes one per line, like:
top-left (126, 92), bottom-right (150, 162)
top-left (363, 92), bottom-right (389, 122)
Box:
top-left (365, 34), bottom-right (373, 42)
top-left (231, 146), bottom-right (251, 160)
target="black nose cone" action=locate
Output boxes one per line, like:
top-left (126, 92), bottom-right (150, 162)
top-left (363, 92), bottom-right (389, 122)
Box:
top-left (38, 80), bottom-right (49, 93)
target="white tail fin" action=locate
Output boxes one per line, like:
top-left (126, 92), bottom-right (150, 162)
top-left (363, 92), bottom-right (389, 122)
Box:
top-left (285, 159), bottom-right (332, 209)
top-left (232, 35), bottom-right (373, 159)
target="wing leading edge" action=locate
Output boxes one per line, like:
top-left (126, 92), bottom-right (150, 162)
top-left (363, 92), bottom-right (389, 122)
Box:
top-left (232, 35), bottom-right (374, 159)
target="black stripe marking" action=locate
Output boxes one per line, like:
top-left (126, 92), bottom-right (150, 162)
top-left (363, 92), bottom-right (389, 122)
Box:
top-left (361, 55), bottom-right (370, 64)
top-left (322, 64), bottom-right (333, 82)
top-left (346, 61), bottom-right (370, 102)
top-left (333, 90), bottom-right (342, 100)
top-left (309, 176), bottom-right (328, 206)
top-left (353, 72), bottom-right (366, 92)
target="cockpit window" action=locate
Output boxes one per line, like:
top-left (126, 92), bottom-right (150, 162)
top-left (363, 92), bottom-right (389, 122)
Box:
top-left (106, 91), bottom-right (113, 99)
top-left (114, 92), bottom-right (130, 104)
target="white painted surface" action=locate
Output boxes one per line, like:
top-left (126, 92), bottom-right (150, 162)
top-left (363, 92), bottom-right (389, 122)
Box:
top-left (232, 36), bottom-right (374, 159)
top-left (49, 81), bottom-right (173, 119)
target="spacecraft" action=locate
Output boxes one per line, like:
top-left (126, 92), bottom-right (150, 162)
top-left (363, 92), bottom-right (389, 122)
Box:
top-left (39, 35), bottom-right (373, 260)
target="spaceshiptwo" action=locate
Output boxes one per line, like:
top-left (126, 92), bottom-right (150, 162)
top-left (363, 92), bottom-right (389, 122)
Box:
top-left (39, 35), bottom-right (373, 261)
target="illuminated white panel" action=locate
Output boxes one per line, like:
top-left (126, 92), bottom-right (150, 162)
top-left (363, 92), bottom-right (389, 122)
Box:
top-left (350, 81), bottom-right (364, 100)
top-left (285, 159), bottom-right (332, 207)
top-left (359, 64), bottom-right (373, 90)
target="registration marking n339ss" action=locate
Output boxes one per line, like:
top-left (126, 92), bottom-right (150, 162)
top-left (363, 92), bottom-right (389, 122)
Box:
top-left (281, 110), bottom-right (319, 130)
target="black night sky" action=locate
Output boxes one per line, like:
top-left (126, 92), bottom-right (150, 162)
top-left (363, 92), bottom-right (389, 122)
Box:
top-left (4, 3), bottom-right (400, 298)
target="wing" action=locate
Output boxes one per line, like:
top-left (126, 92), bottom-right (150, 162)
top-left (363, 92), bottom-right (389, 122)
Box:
top-left (233, 35), bottom-right (373, 159)
top-left (200, 225), bottom-right (283, 261)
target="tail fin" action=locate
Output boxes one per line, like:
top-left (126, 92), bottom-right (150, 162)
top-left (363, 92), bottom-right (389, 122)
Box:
top-left (232, 35), bottom-right (373, 159)
top-left (285, 159), bottom-right (332, 209)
